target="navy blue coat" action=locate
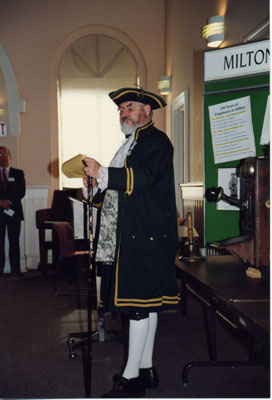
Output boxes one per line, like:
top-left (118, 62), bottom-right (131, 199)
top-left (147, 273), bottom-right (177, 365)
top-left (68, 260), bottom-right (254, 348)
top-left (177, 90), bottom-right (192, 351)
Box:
top-left (98, 121), bottom-right (180, 313)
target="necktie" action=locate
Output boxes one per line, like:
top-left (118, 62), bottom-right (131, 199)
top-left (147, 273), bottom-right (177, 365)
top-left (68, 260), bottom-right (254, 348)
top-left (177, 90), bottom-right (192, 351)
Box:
top-left (2, 168), bottom-right (7, 191)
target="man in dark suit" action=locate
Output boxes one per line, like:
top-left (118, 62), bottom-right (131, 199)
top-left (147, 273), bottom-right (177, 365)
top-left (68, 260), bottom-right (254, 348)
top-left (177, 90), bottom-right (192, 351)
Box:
top-left (0, 146), bottom-right (26, 276)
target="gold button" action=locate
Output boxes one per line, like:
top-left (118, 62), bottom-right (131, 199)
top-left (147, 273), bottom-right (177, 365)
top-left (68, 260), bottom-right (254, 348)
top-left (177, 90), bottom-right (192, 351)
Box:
top-left (132, 235), bottom-right (136, 239)
top-left (150, 237), bottom-right (154, 241)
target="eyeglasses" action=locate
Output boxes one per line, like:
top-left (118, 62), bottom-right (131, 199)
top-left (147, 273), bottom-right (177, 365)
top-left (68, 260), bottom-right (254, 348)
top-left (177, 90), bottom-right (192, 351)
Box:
top-left (117, 103), bottom-right (143, 114)
top-left (0, 154), bottom-right (9, 158)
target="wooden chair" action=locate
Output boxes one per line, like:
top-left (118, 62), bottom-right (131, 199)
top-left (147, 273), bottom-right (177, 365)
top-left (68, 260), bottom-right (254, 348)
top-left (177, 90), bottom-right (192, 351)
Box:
top-left (36, 188), bottom-right (78, 275)
top-left (52, 222), bottom-right (90, 306)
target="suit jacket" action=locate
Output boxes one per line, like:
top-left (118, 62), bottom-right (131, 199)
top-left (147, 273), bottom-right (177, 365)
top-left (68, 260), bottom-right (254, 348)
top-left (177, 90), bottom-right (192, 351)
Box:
top-left (0, 167), bottom-right (26, 220)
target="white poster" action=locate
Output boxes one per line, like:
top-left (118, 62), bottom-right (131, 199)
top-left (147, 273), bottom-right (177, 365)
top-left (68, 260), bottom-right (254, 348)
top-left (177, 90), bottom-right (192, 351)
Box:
top-left (209, 96), bottom-right (256, 164)
top-left (217, 168), bottom-right (240, 211)
top-left (260, 95), bottom-right (270, 145)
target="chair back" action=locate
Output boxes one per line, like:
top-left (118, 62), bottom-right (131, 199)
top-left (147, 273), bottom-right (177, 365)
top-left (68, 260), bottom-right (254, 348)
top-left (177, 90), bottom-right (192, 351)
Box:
top-left (53, 222), bottom-right (77, 257)
top-left (51, 189), bottom-right (78, 222)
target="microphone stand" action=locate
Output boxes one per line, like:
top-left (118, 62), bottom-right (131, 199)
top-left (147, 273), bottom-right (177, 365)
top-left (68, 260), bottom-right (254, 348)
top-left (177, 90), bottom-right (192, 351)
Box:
top-left (82, 169), bottom-right (121, 395)
top-left (85, 173), bottom-right (95, 398)
top-left (68, 171), bottom-right (96, 397)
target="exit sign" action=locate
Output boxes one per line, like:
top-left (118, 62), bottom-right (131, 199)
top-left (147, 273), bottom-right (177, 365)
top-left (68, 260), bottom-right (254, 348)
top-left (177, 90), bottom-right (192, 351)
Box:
top-left (0, 122), bottom-right (7, 137)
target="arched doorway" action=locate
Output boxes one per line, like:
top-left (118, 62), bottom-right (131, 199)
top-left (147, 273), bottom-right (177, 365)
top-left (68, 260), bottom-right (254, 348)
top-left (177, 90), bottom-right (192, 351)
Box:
top-left (49, 25), bottom-right (147, 193)
top-left (58, 34), bottom-right (139, 188)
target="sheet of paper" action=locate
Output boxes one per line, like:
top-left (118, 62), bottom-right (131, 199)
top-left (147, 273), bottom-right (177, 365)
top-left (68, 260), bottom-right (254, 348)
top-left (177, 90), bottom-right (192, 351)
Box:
top-left (69, 197), bottom-right (97, 240)
top-left (209, 96), bottom-right (256, 164)
top-left (3, 209), bottom-right (15, 217)
top-left (260, 95), bottom-right (270, 145)
top-left (72, 199), bottom-right (85, 239)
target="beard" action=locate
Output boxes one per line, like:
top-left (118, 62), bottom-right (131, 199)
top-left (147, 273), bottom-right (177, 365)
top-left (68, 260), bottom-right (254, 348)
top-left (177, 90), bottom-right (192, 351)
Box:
top-left (120, 118), bottom-right (142, 137)
top-left (121, 123), bottom-right (135, 136)
top-left (120, 121), bottom-right (136, 136)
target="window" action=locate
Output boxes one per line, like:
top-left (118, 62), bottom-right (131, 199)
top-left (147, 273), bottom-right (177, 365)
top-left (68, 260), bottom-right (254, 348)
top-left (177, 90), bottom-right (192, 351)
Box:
top-left (58, 35), bottom-right (138, 188)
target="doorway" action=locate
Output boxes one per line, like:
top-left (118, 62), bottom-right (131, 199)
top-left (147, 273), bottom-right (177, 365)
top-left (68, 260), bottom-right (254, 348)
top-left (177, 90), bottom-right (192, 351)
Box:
top-left (57, 35), bottom-right (139, 188)
top-left (171, 89), bottom-right (189, 216)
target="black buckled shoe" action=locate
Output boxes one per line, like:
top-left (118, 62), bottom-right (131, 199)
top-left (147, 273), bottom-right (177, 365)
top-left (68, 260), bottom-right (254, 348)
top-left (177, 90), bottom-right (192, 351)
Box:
top-left (113, 367), bottom-right (159, 388)
top-left (140, 367), bottom-right (159, 388)
top-left (101, 377), bottom-right (145, 398)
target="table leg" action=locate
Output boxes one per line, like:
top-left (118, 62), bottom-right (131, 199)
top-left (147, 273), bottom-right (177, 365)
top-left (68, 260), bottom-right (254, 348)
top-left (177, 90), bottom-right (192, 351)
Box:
top-left (182, 298), bottom-right (266, 385)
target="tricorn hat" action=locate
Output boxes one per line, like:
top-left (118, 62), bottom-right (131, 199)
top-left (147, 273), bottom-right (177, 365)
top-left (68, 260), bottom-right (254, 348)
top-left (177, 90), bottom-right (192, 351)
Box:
top-left (109, 87), bottom-right (166, 110)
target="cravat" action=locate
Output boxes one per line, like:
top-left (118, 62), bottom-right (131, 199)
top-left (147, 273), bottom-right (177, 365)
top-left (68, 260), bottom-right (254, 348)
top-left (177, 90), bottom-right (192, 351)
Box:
top-left (2, 168), bottom-right (7, 191)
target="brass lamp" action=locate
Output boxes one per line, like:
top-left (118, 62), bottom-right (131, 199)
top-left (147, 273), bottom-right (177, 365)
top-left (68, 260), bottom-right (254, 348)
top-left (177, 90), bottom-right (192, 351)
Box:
top-left (179, 211), bottom-right (205, 262)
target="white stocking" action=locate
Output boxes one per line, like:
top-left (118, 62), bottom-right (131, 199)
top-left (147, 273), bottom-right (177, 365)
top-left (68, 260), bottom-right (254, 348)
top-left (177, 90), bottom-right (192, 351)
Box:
top-left (139, 312), bottom-right (158, 368)
top-left (122, 317), bottom-right (149, 379)
top-left (122, 313), bottom-right (158, 379)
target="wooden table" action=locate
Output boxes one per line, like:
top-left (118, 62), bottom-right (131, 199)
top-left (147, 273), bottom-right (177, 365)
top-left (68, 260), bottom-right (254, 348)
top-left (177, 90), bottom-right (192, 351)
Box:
top-left (175, 255), bottom-right (269, 384)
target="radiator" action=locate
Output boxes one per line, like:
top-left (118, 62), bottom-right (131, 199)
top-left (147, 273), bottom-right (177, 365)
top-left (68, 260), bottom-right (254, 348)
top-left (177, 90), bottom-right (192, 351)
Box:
top-left (24, 186), bottom-right (49, 269)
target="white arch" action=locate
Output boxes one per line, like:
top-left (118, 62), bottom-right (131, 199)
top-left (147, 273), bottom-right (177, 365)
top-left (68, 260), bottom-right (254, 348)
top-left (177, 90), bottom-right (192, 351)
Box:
top-left (0, 43), bottom-right (25, 136)
top-left (49, 24), bottom-right (147, 191)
